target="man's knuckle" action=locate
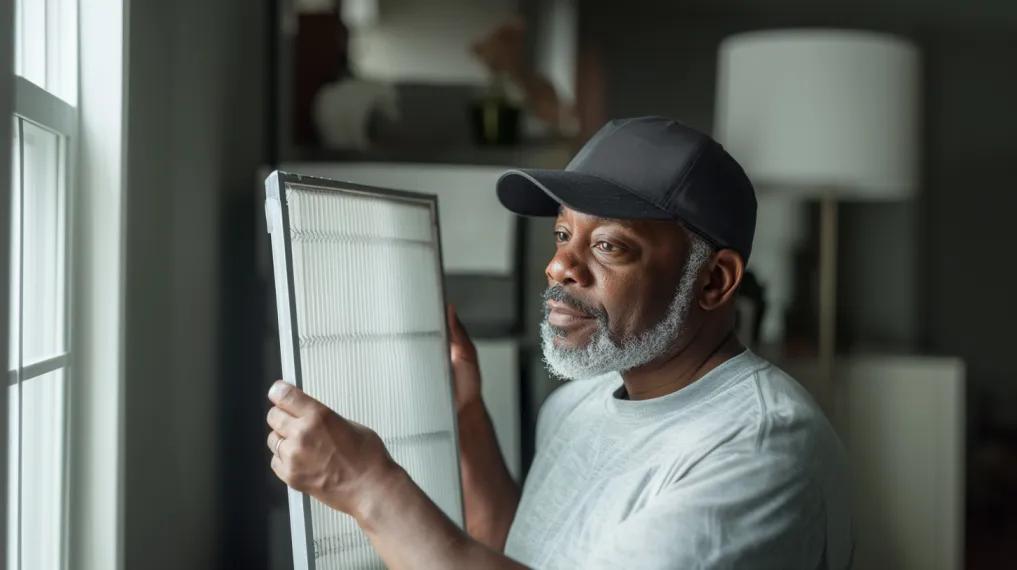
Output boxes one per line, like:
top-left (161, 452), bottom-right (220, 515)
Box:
top-left (307, 408), bottom-right (329, 426)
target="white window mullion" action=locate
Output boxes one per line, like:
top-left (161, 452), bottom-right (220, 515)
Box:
top-left (9, 353), bottom-right (70, 385)
top-left (14, 78), bottom-right (75, 137)
top-left (58, 89), bottom-right (74, 570)
top-left (13, 114), bottom-right (26, 570)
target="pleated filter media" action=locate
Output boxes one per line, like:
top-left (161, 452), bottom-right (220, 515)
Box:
top-left (265, 171), bottom-right (463, 570)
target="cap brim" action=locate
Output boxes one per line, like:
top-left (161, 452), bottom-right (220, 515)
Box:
top-left (496, 169), bottom-right (672, 220)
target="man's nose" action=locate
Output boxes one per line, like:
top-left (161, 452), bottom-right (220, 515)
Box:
top-left (545, 245), bottom-right (592, 287)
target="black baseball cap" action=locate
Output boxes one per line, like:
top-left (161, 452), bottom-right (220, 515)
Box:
top-left (496, 116), bottom-right (757, 262)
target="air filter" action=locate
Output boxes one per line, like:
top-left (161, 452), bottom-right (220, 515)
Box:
top-left (265, 171), bottom-right (463, 570)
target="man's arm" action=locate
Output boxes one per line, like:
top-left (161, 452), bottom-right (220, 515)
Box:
top-left (447, 306), bottom-right (521, 550)
top-left (357, 457), bottom-right (524, 569)
top-left (266, 380), bottom-right (526, 569)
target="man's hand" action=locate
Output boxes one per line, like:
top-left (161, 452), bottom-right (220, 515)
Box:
top-left (447, 304), bottom-right (482, 414)
top-left (446, 306), bottom-right (522, 550)
top-left (264, 373), bottom-right (525, 569)
top-left (266, 381), bottom-right (399, 519)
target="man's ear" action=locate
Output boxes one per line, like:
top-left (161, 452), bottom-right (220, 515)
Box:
top-left (699, 249), bottom-right (745, 312)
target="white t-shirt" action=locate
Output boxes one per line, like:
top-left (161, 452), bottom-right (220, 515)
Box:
top-left (504, 350), bottom-right (853, 569)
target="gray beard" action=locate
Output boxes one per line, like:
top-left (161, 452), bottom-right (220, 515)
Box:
top-left (540, 239), bottom-right (713, 380)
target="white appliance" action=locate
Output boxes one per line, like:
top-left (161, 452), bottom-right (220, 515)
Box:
top-left (783, 355), bottom-right (966, 570)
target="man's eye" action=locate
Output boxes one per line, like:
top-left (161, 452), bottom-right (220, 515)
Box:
top-left (554, 230), bottom-right (569, 243)
top-left (594, 241), bottom-right (618, 253)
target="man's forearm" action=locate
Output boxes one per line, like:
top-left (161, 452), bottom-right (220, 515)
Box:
top-left (457, 399), bottom-right (521, 550)
top-left (356, 463), bottom-right (526, 570)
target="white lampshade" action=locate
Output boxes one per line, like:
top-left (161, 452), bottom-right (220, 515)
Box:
top-left (715, 29), bottom-right (921, 200)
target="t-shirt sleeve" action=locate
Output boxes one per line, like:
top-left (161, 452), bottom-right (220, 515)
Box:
top-left (586, 442), bottom-right (832, 570)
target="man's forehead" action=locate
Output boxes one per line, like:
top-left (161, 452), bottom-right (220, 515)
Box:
top-left (555, 205), bottom-right (664, 231)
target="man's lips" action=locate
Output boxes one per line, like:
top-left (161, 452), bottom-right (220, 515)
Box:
top-left (546, 300), bottom-right (595, 328)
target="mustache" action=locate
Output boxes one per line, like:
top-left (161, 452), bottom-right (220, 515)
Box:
top-left (542, 285), bottom-right (608, 322)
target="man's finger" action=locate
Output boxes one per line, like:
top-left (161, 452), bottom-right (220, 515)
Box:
top-left (267, 406), bottom-right (296, 436)
top-left (446, 304), bottom-right (477, 360)
top-left (267, 430), bottom-right (285, 458)
top-left (268, 380), bottom-right (321, 417)
top-left (446, 304), bottom-right (462, 342)
top-left (270, 454), bottom-right (287, 484)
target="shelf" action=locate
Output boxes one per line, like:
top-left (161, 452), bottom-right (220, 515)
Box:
top-left (283, 141), bottom-right (574, 170)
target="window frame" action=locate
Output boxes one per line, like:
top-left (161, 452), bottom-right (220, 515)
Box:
top-left (0, 0), bottom-right (15, 565)
top-left (69, 0), bottom-right (128, 568)
top-left (8, 39), bottom-right (78, 570)
top-left (5, 0), bottom-right (127, 566)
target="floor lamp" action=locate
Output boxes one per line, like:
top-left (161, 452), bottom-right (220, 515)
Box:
top-left (715, 29), bottom-right (920, 413)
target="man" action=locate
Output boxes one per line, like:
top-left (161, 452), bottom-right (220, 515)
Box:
top-left (266, 117), bottom-right (853, 569)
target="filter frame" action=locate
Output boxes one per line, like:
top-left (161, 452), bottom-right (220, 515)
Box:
top-left (265, 170), bottom-right (464, 570)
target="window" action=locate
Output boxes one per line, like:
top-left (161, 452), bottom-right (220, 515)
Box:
top-left (7, 0), bottom-right (78, 568)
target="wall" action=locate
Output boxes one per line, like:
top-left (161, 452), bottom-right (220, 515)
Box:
top-left (922, 30), bottom-right (1017, 430)
top-left (123, 0), bottom-right (267, 567)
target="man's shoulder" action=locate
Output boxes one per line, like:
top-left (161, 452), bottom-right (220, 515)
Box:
top-left (748, 360), bottom-right (833, 438)
top-left (688, 353), bottom-right (841, 462)
top-left (671, 358), bottom-right (848, 511)
top-left (720, 357), bottom-right (847, 481)
top-left (693, 353), bottom-right (824, 426)
top-left (727, 358), bottom-right (854, 568)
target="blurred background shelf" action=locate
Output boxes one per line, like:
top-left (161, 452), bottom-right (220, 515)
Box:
top-left (285, 141), bottom-right (573, 169)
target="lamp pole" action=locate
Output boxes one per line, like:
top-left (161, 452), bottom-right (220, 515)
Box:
top-left (817, 189), bottom-right (839, 415)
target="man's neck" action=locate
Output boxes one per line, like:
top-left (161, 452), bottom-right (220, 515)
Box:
top-left (619, 327), bottom-right (744, 401)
